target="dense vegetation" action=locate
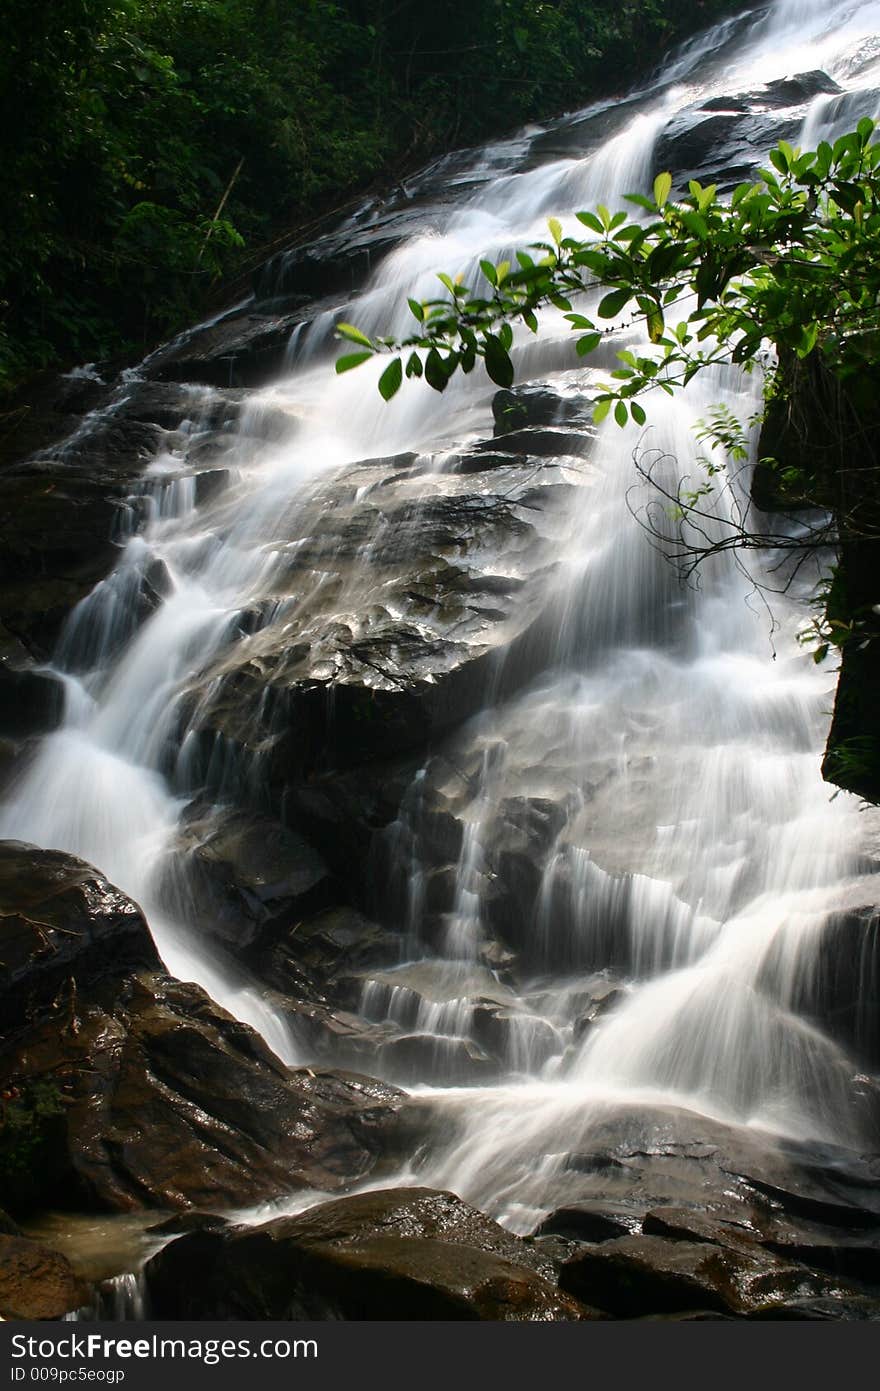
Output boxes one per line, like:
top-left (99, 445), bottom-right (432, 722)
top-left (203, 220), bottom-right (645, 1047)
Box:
top-left (1, 0), bottom-right (743, 391)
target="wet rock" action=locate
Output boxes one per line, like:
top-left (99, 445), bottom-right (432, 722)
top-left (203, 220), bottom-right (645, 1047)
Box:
top-left (654, 109), bottom-right (797, 191)
top-left (746, 1295), bottom-right (880, 1321)
top-left (0, 1233), bottom-right (89, 1320)
top-left (376, 1031), bottom-right (497, 1085)
top-left (147, 1212), bottom-right (230, 1237)
top-left (641, 1205), bottom-right (761, 1247)
top-left (477, 427), bottom-right (590, 459)
top-left (760, 905), bottom-right (880, 1070)
top-left (253, 905), bottom-right (405, 1007)
top-left (470, 1000), bottom-right (560, 1069)
top-left (482, 797), bottom-right (569, 957)
top-left (118, 381), bottom-right (246, 434)
top-left (0, 652), bottom-right (64, 738)
top-left (0, 971), bottom-right (408, 1214)
top-left (708, 71), bottom-right (842, 112)
top-left (148, 304), bottom-right (311, 388)
top-left (572, 985), bottom-right (625, 1042)
top-left (187, 460), bottom-right (572, 779)
top-left (0, 843), bottom-right (406, 1213)
top-left (253, 209), bottom-right (420, 303)
top-left (0, 840), bottom-right (160, 1038)
top-left (492, 385), bottom-right (595, 437)
top-left (0, 416), bottom-right (163, 656)
top-left (146, 1186), bottom-right (598, 1320)
top-left (535, 1203), bottom-right (639, 1243)
top-left (559, 1232), bottom-right (847, 1317)
top-left (166, 805), bottom-right (336, 953)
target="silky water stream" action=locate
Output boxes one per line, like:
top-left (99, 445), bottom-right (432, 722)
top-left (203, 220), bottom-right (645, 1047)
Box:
top-left (6, 0), bottom-right (880, 1294)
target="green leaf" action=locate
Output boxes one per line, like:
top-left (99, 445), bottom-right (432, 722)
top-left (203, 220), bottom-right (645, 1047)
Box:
top-left (576, 210), bottom-right (605, 234)
top-left (548, 217), bottom-right (563, 245)
top-left (598, 288), bottom-right (632, 319)
top-left (795, 322), bottom-right (819, 358)
top-left (614, 400), bottom-right (628, 427)
top-left (653, 171), bottom-right (673, 208)
top-left (336, 322), bottom-right (374, 349)
top-left (576, 332), bottom-right (601, 356)
top-left (405, 352), bottom-right (423, 378)
top-left (483, 333), bottom-right (514, 388)
top-left (480, 259), bottom-right (498, 287)
top-left (593, 397), bottom-right (612, 424)
top-left (630, 401), bottom-right (646, 426)
top-left (425, 348), bottom-right (449, 392)
top-left (378, 357), bottom-right (403, 400)
top-left (336, 351), bottom-right (373, 374)
top-left (407, 298), bottom-right (424, 323)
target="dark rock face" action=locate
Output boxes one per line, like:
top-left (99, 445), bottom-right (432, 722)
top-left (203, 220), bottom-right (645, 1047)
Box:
top-left (0, 1233), bottom-right (88, 1320)
top-left (0, 970), bottom-right (407, 1214)
top-left (0, 841), bottom-right (160, 1038)
top-left (0, 843), bottom-right (405, 1214)
top-left (148, 306), bottom-right (311, 388)
top-left (0, 654), bottom-right (64, 739)
top-left (182, 447), bottom-right (574, 784)
top-left (0, 381), bottom-right (259, 665)
top-left (492, 385), bottom-right (596, 437)
top-left (146, 1187), bottom-right (597, 1320)
top-left (754, 351), bottom-right (880, 804)
top-left (758, 904), bottom-right (880, 1070)
top-left (166, 804), bottom-right (336, 952)
top-left (559, 1231), bottom-right (849, 1317)
top-left (253, 209), bottom-right (424, 304)
top-left (655, 109), bottom-right (797, 190)
top-left (0, 427), bottom-right (160, 659)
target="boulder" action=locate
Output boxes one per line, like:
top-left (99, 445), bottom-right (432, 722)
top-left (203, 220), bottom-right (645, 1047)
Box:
top-left (0, 840), bottom-right (160, 1038)
top-left (148, 304), bottom-right (311, 388)
top-left (0, 843), bottom-right (406, 1214)
top-left (654, 110), bottom-right (797, 191)
top-left (492, 385), bottom-right (596, 437)
top-left (0, 971), bottom-right (407, 1214)
top-left (0, 1233), bottom-right (88, 1320)
top-left (535, 1203), bottom-right (639, 1244)
top-left (559, 1231), bottom-right (851, 1317)
top-left (0, 649), bottom-right (64, 738)
top-left (183, 453), bottom-right (573, 782)
top-left (146, 1186), bottom-right (598, 1320)
top-left (165, 804), bottom-right (336, 953)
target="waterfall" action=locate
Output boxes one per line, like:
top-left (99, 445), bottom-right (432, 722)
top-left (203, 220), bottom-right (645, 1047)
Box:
top-left (4, 0), bottom-right (880, 1239)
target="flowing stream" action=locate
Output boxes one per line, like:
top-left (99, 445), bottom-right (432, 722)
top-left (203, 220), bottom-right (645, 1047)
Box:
top-left (5, 0), bottom-right (880, 1243)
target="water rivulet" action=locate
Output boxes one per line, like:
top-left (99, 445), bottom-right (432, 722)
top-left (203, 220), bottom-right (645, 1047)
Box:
top-left (4, 0), bottom-right (880, 1309)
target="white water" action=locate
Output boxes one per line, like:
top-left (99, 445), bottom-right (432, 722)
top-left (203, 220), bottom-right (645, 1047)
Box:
top-left (4, 0), bottom-right (880, 1231)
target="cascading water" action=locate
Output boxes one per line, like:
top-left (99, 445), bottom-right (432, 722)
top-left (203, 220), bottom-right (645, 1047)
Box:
top-left (4, 0), bottom-right (880, 1252)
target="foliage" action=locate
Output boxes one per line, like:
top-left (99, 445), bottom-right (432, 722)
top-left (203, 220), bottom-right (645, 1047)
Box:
top-left (338, 119), bottom-right (880, 418)
top-left (1, 0), bottom-right (743, 391)
top-left (0, 1081), bottom-right (65, 1183)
